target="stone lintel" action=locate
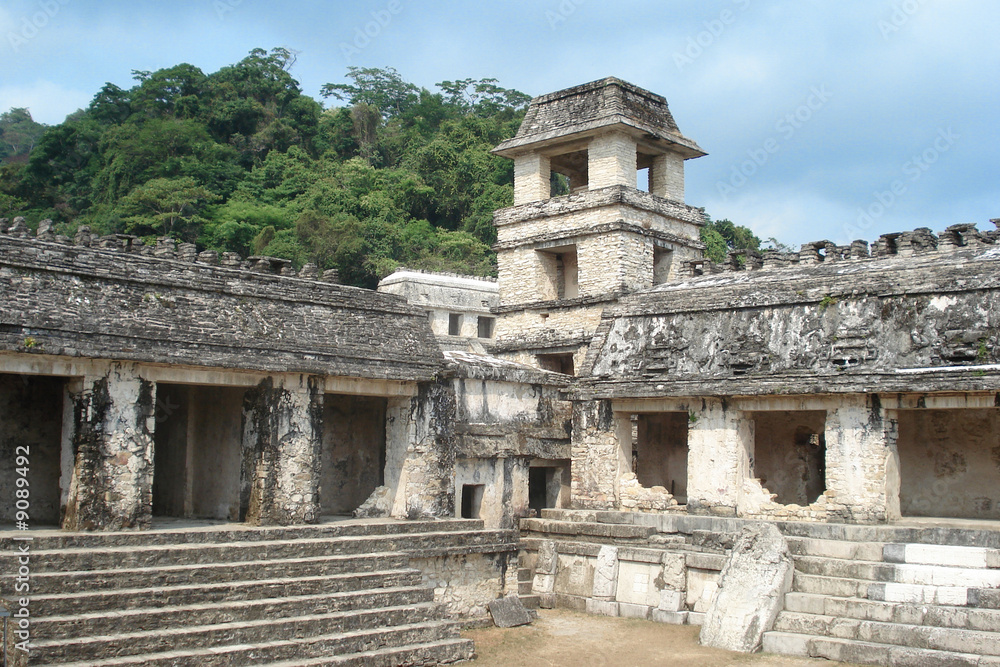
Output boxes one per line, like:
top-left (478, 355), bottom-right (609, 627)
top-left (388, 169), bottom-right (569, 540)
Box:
top-left (493, 185), bottom-right (706, 229)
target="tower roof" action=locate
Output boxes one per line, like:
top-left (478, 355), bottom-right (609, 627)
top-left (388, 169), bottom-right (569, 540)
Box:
top-left (493, 77), bottom-right (706, 159)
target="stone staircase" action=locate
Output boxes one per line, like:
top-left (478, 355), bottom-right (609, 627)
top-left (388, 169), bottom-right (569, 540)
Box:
top-left (764, 527), bottom-right (1000, 666)
top-left (0, 518), bottom-right (516, 666)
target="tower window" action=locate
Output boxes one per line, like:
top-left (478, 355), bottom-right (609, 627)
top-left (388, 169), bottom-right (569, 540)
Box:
top-left (477, 317), bottom-right (495, 338)
top-left (448, 313), bottom-right (462, 336)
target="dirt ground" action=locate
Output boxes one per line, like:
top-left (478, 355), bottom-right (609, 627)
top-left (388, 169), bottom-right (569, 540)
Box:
top-left (463, 608), bottom-right (862, 667)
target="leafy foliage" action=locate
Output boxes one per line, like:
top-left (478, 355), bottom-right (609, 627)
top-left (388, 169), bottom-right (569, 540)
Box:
top-left (700, 216), bottom-right (762, 263)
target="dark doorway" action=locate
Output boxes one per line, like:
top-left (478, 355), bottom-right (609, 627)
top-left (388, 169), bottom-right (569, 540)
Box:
top-left (321, 394), bottom-right (387, 516)
top-left (752, 411), bottom-right (827, 506)
top-left (152, 384), bottom-right (244, 520)
top-left (0, 374), bottom-right (65, 526)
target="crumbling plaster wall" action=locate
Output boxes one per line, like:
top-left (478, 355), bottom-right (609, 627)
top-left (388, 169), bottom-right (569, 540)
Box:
top-left (240, 375), bottom-right (324, 526)
top-left (412, 552), bottom-right (519, 618)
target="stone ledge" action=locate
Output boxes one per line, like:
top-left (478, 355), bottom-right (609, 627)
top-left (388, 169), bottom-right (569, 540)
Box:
top-left (493, 186), bottom-right (706, 228)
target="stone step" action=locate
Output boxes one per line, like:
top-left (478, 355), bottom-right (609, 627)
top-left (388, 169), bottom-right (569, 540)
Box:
top-left (519, 518), bottom-right (654, 541)
top-left (0, 518), bottom-right (487, 551)
top-left (519, 593), bottom-right (541, 610)
top-left (33, 568), bottom-right (423, 616)
top-left (39, 585), bottom-right (436, 640)
top-left (786, 536), bottom-right (885, 562)
top-left (793, 572), bottom-right (872, 598)
top-left (868, 581), bottom-right (974, 606)
top-left (518, 579), bottom-right (532, 595)
top-left (762, 631), bottom-right (1000, 666)
top-left (773, 611), bottom-right (1000, 656)
top-left (51, 623), bottom-right (471, 667)
top-left (794, 555), bottom-right (895, 581)
top-left (29, 551), bottom-right (411, 595)
top-left (517, 566), bottom-right (532, 582)
top-left (884, 543), bottom-right (1000, 569)
top-left (5, 530), bottom-right (511, 572)
top-left (32, 602), bottom-right (448, 663)
top-left (785, 592), bottom-right (1000, 633)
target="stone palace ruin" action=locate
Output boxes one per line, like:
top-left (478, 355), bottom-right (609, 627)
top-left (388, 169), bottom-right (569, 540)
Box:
top-left (2, 77), bottom-right (1000, 666)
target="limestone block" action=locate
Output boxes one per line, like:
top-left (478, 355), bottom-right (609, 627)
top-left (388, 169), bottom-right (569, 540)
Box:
top-left (700, 523), bottom-right (794, 653)
top-left (618, 602), bottom-right (652, 619)
top-left (536, 539), bottom-right (558, 574)
top-left (592, 545), bottom-right (619, 600)
top-left (686, 569), bottom-right (719, 611)
top-left (615, 561), bottom-right (661, 607)
top-left (658, 589), bottom-right (685, 612)
top-left (652, 609), bottom-right (689, 625)
top-left (554, 554), bottom-right (594, 598)
top-left (531, 573), bottom-right (555, 596)
top-left (586, 599), bottom-right (619, 617)
top-left (660, 552), bottom-right (687, 591)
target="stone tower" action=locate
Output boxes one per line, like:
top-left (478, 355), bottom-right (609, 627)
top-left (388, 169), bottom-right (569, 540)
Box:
top-left (490, 77), bottom-right (708, 374)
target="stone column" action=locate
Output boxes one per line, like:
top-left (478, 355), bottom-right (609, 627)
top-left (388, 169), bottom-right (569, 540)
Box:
top-left (513, 153), bottom-right (551, 204)
top-left (63, 363), bottom-right (156, 531)
top-left (382, 380), bottom-right (456, 520)
top-left (686, 399), bottom-right (753, 517)
top-left (649, 152), bottom-right (685, 201)
top-left (570, 400), bottom-right (628, 510)
top-left (824, 395), bottom-right (900, 523)
top-left (588, 132), bottom-right (637, 189)
top-left (240, 375), bottom-right (323, 526)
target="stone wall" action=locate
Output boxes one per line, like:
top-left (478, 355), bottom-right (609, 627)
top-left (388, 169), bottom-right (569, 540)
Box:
top-left (412, 551), bottom-right (520, 618)
top-left (0, 232), bottom-right (443, 382)
top-left (447, 352), bottom-right (572, 529)
top-left (585, 237), bottom-right (1000, 396)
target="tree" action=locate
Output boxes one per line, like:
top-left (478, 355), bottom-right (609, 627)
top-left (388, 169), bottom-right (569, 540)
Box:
top-left (700, 217), bottom-right (762, 264)
top-left (0, 108), bottom-right (46, 159)
top-left (118, 176), bottom-right (219, 238)
top-left (321, 67), bottom-right (419, 118)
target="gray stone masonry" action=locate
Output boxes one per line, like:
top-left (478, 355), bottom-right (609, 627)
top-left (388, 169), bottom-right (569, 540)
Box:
top-left (0, 229), bottom-right (442, 382)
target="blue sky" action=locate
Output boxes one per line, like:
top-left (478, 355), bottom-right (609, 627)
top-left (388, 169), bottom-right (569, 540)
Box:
top-left (2, 0), bottom-right (997, 248)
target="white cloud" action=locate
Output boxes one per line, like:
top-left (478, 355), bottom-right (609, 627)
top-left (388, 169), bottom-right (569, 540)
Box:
top-left (0, 80), bottom-right (91, 124)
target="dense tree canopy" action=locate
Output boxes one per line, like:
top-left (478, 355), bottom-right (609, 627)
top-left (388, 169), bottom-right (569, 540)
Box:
top-left (2, 51), bottom-right (769, 287)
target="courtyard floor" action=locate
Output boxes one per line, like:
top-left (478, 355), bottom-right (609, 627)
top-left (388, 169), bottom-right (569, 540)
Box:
top-left (463, 608), bottom-right (863, 667)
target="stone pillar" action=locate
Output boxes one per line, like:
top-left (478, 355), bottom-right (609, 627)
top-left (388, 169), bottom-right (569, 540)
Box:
top-left (382, 380), bottom-right (456, 520)
top-left (824, 395), bottom-right (900, 523)
top-left (240, 375), bottom-right (323, 526)
top-left (63, 364), bottom-right (156, 531)
top-left (570, 400), bottom-right (628, 510)
top-left (513, 153), bottom-right (551, 205)
top-left (588, 132), bottom-right (637, 189)
top-left (686, 399), bottom-right (753, 517)
top-left (649, 152), bottom-right (685, 201)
